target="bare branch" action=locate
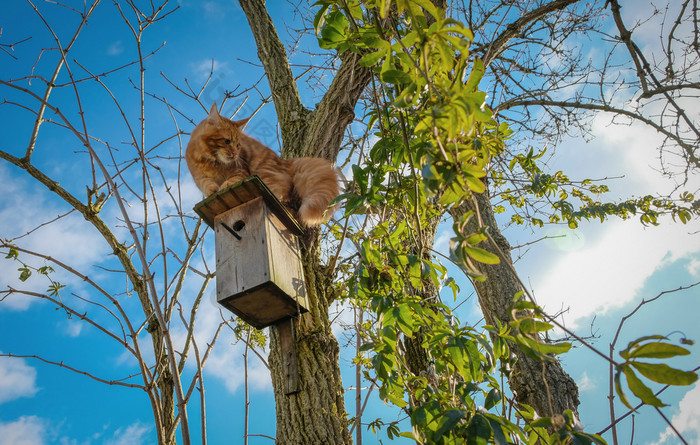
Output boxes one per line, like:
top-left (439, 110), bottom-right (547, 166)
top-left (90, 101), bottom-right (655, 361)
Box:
top-left (1, 352), bottom-right (146, 389)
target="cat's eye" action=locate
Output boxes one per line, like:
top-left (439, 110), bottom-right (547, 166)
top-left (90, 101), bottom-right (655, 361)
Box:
top-left (224, 139), bottom-right (231, 145)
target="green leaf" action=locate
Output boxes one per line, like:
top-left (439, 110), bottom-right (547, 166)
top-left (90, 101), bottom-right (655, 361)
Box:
top-left (359, 49), bottom-right (385, 67)
top-left (466, 413), bottom-right (491, 445)
top-left (465, 232), bottom-right (487, 245)
top-left (435, 409), bottom-right (467, 438)
top-left (630, 362), bottom-right (698, 386)
top-left (463, 246), bottom-right (500, 264)
top-left (519, 318), bottom-right (553, 334)
top-left (620, 335), bottom-right (667, 360)
top-left (47, 282), bottom-right (65, 297)
top-left (515, 333), bottom-right (571, 358)
top-left (464, 174), bottom-right (486, 193)
top-left (18, 267), bottom-right (31, 282)
top-left (614, 368), bottom-right (634, 410)
top-left (352, 164), bottom-right (369, 193)
top-left (411, 0), bottom-right (442, 21)
top-left (438, 184), bottom-right (463, 206)
top-left (529, 417), bottom-right (552, 428)
top-left (381, 69), bottom-right (412, 85)
top-left (313, 2), bottom-right (332, 35)
top-left (465, 58), bottom-right (484, 91)
top-left (628, 342), bottom-right (691, 359)
top-left (343, 194), bottom-right (368, 216)
top-left (5, 248), bottom-right (18, 260)
top-left (623, 366), bottom-right (666, 407)
top-left (484, 388), bottom-right (501, 410)
top-left (446, 344), bottom-right (466, 374)
top-left (481, 412), bottom-right (523, 445)
top-left (361, 240), bottom-right (380, 264)
top-left (571, 431), bottom-right (607, 445)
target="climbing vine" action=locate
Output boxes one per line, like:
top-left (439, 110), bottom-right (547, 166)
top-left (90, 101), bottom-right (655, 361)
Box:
top-left (317, 0), bottom-right (698, 442)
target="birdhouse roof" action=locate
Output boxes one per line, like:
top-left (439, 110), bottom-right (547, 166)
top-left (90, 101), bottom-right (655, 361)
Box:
top-left (193, 175), bottom-right (304, 236)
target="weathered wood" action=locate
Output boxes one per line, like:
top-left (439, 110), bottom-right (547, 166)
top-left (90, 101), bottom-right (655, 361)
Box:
top-left (213, 195), bottom-right (308, 329)
top-left (194, 176), bottom-right (309, 329)
top-left (194, 175), bottom-right (303, 236)
top-left (277, 318), bottom-right (300, 395)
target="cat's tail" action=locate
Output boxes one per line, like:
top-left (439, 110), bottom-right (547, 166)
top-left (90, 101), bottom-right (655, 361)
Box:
top-left (290, 157), bottom-right (339, 226)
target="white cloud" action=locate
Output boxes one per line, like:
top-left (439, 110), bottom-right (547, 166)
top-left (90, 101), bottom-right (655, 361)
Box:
top-left (577, 371), bottom-right (596, 392)
top-left (650, 384), bottom-right (700, 445)
top-left (528, 87), bottom-right (700, 328)
top-left (0, 164), bottom-right (110, 312)
top-left (205, 336), bottom-right (272, 393)
top-left (0, 416), bottom-right (47, 445)
top-left (330, 299), bottom-right (355, 339)
top-left (63, 319), bottom-right (83, 338)
top-left (197, 300), bottom-right (273, 394)
top-left (102, 421), bottom-right (152, 445)
top-left (686, 258), bottom-right (700, 277)
top-left (533, 217), bottom-right (700, 328)
top-left (190, 58), bottom-right (230, 83)
top-left (107, 41), bottom-right (123, 56)
top-left (0, 354), bottom-right (39, 404)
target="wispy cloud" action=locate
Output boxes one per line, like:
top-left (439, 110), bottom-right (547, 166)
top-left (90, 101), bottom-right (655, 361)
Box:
top-left (577, 371), bottom-right (596, 392)
top-left (533, 217), bottom-right (700, 328)
top-left (0, 165), bottom-right (109, 312)
top-left (102, 421), bottom-right (152, 445)
top-left (650, 384), bottom-right (700, 445)
top-left (0, 416), bottom-right (47, 445)
top-left (528, 93), bottom-right (700, 328)
top-left (0, 354), bottom-right (39, 404)
top-left (190, 59), bottom-right (231, 83)
top-left (107, 41), bottom-right (124, 56)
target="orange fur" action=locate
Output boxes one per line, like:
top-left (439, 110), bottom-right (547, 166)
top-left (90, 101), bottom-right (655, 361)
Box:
top-left (186, 104), bottom-right (339, 226)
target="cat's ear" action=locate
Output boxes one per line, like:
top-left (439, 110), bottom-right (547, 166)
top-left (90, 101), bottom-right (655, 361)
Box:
top-left (207, 103), bottom-right (221, 121)
top-left (232, 117), bottom-right (251, 129)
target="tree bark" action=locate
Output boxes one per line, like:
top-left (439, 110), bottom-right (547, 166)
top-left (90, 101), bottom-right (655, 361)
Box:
top-left (238, 1), bottom-right (373, 442)
top-left (238, 0), bottom-right (309, 151)
top-left (451, 188), bottom-right (580, 418)
top-left (267, 236), bottom-right (351, 444)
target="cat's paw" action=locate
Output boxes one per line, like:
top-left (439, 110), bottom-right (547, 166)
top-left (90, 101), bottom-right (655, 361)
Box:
top-left (204, 183), bottom-right (219, 196)
top-left (220, 175), bottom-right (246, 190)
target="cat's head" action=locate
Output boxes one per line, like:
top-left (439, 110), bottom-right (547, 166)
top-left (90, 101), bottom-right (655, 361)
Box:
top-left (190, 103), bottom-right (251, 165)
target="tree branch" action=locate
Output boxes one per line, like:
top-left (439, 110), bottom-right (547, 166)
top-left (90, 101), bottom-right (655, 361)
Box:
top-left (304, 52), bottom-right (373, 161)
top-left (480, 0), bottom-right (584, 67)
top-left (2, 352), bottom-right (146, 390)
top-left (237, 0), bottom-right (309, 150)
top-left (495, 97), bottom-right (699, 163)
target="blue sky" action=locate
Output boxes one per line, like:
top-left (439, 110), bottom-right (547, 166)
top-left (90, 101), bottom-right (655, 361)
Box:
top-left (1, 1), bottom-right (699, 444)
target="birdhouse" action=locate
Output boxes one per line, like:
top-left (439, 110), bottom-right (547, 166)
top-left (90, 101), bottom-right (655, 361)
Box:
top-left (194, 175), bottom-right (308, 329)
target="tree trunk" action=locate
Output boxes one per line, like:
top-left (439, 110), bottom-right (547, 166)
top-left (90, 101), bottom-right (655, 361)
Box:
top-left (237, 2), bottom-right (373, 442)
top-left (451, 188), bottom-right (580, 418)
top-left (267, 233), bottom-right (352, 444)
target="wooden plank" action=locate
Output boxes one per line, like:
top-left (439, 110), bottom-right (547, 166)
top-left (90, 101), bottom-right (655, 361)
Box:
top-left (277, 318), bottom-right (300, 395)
top-left (266, 211), bottom-right (308, 311)
top-left (215, 197), bottom-right (269, 299)
top-left (218, 283), bottom-right (302, 329)
top-left (194, 175), bottom-right (303, 235)
top-left (214, 197), bottom-right (308, 328)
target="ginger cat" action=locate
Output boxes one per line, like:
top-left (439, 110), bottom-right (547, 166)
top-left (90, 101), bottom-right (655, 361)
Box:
top-left (186, 104), bottom-right (339, 226)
